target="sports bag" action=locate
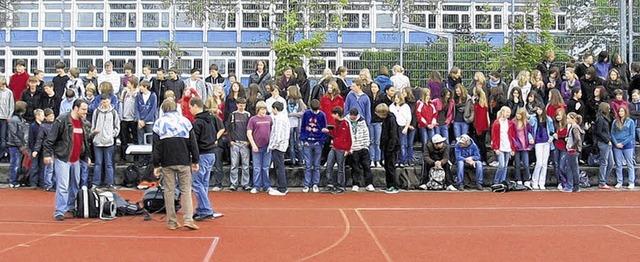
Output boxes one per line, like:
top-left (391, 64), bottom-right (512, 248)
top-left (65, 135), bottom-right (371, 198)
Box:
top-left (426, 167), bottom-right (446, 190)
top-left (75, 186), bottom-right (100, 218)
top-left (398, 167), bottom-right (420, 190)
top-left (112, 191), bottom-right (144, 216)
top-left (122, 165), bottom-right (140, 188)
top-left (98, 192), bottom-right (117, 220)
top-left (143, 187), bottom-right (181, 214)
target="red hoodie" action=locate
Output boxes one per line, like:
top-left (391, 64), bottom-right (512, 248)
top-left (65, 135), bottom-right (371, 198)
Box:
top-left (178, 88), bottom-right (200, 122)
top-left (320, 95), bottom-right (344, 126)
top-left (329, 119), bottom-right (352, 151)
top-left (415, 100), bottom-right (437, 129)
top-left (9, 71), bottom-right (29, 102)
top-left (490, 118), bottom-right (517, 152)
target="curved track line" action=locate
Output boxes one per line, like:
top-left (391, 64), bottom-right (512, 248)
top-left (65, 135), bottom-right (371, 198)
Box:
top-left (297, 209), bottom-right (351, 261)
top-left (355, 209), bottom-right (392, 262)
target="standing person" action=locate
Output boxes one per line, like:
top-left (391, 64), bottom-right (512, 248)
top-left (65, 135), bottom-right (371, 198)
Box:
top-left (265, 86), bottom-right (287, 115)
top-left (59, 89), bottom-right (77, 115)
top-left (322, 107), bottom-right (352, 194)
top-left (33, 108), bottom-right (55, 191)
top-left (473, 87), bottom-right (490, 163)
top-left (402, 88), bottom-right (418, 165)
top-left (246, 83), bottom-right (264, 116)
top-left (446, 67), bottom-right (463, 91)
top-left (507, 87), bottom-right (524, 118)
top-left (139, 65), bottom-right (155, 88)
top-left (153, 68), bottom-right (168, 102)
top-left (91, 96), bottom-right (120, 189)
top-left (552, 109), bottom-right (569, 190)
top-left (611, 106), bottom-right (636, 189)
top-left (189, 98), bottom-right (221, 221)
top-left (508, 70), bottom-right (532, 101)
top-left (374, 66), bottom-right (393, 94)
top-left (165, 68), bottom-right (185, 100)
top-left (611, 53), bottom-right (631, 86)
top-left (227, 98), bottom-right (252, 191)
top-left (427, 71), bottom-right (445, 99)
top-left (580, 68), bottom-right (604, 101)
top-left (205, 64), bottom-right (226, 86)
top-left (121, 63), bottom-right (136, 91)
top-left (185, 68), bottom-right (211, 103)
top-left (529, 106), bottom-right (555, 190)
top-left (421, 134), bottom-right (457, 191)
top-left (152, 99), bottom-right (200, 230)
top-left (247, 101), bottom-right (273, 194)
top-left (44, 99), bottom-right (91, 221)
top-left (344, 78), bottom-right (372, 126)
top-left (299, 99), bottom-right (327, 193)
top-left (81, 65), bottom-right (98, 89)
top-left (377, 103), bottom-right (400, 194)
top-left (177, 88), bottom-right (199, 123)
top-left (593, 102), bottom-right (614, 190)
top-left (7, 101), bottom-right (28, 188)
top-left (97, 61), bottom-right (121, 95)
top-left (594, 51), bottom-right (611, 80)
top-left (203, 99), bottom-right (226, 192)
top-left (66, 68), bottom-right (85, 99)
top-left (433, 88), bottom-right (454, 143)
top-left (511, 108), bottom-right (534, 188)
top-left (630, 90), bottom-right (640, 143)
top-left (21, 76), bottom-right (43, 123)
top-left (389, 94), bottom-right (412, 167)
top-left (249, 60), bottom-right (271, 95)
top-left (27, 109), bottom-right (45, 188)
top-left (0, 77), bottom-right (15, 161)
top-left (224, 82), bottom-right (246, 122)
top-left (119, 77), bottom-right (138, 162)
top-left (320, 81), bottom-right (344, 127)
top-left (546, 89), bottom-right (566, 118)
top-left (390, 65), bottom-right (410, 93)
top-left (416, 88), bottom-right (437, 148)
top-left (294, 67), bottom-right (311, 104)
top-left (135, 81), bottom-right (158, 144)
top-left (268, 101), bottom-right (290, 196)
top-left (575, 52), bottom-right (595, 80)
top-left (9, 60), bottom-right (30, 102)
top-left (453, 84), bottom-right (474, 138)
top-left (367, 82), bottom-right (384, 167)
top-left (561, 68), bottom-right (581, 102)
top-left (286, 86), bottom-right (306, 166)
top-left (346, 108), bottom-right (374, 192)
top-left (491, 106), bottom-right (516, 184)
top-left (537, 50), bottom-right (557, 79)
top-left (41, 82), bottom-right (61, 117)
top-left (336, 66), bottom-right (350, 97)
top-left (278, 67), bottom-right (296, 92)
top-left (564, 112), bottom-right (585, 192)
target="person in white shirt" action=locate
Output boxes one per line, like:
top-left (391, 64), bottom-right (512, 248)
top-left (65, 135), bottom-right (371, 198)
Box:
top-left (389, 93), bottom-right (413, 167)
top-left (265, 86), bottom-right (288, 115)
top-left (185, 68), bottom-right (211, 102)
top-left (268, 101), bottom-right (290, 196)
top-left (390, 65), bottom-right (411, 93)
top-left (97, 61), bottom-right (122, 95)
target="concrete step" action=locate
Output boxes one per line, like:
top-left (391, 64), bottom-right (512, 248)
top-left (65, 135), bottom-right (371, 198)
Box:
top-left (1, 163), bottom-right (636, 188)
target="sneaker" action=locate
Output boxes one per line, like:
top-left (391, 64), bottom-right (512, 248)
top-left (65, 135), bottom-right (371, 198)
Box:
top-left (8, 184), bottom-right (14, 188)
top-left (332, 187), bottom-right (345, 195)
top-left (561, 188), bottom-right (573, 193)
top-left (489, 161), bottom-right (498, 167)
top-left (446, 185), bottom-right (458, 191)
top-left (54, 215), bottom-right (64, 221)
top-left (312, 185), bottom-right (320, 193)
top-left (418, 184), bottom-right (428, 190)
top-left (532, 184), bottom-right (540, 190)
top-left (517, 181), bottom-right (523, 185)
top-left (302, 186), bottom-right (310, 193)
top-left (106, 184), bottom-right (117, 190)
top-left (351, 185), bottom-right (360, 192)
top-left (539, 185), bottom-right (546, 190)
top-left (385, 187), bottom-right (399, 194)
top-left (557, 184), bottom-right (563, 191)
top-left (250, 188), bottom-right (258, 194)
top-left (615, 183), bottom-right (623, 189)
top-left (229, 185), bottom-right (237, 191)
top-left (598, 185), bottom-right (612, 190)
top-left (365, 184), bottom-right (375, 192)
top-left (45, 187), bottom-right (55, 192)
top-left (242, 186), bottom-right (252, 191)
top-left (213, 213), bottom-right (224, 218)
top-left (184, 222), bottom-right (200, 230)
top-left (323, 185), bottom-right (335, 192)
top-left (629, 184), bottom-right (636, 189)
top-left (193, 214), bottom-right (214, 221)
top-left (211, 186), bottom-right (222, 192)
top-left (523, 181), bottom-right (532, 190)
top-left (268, 188), bottom-right (287, 196)
top-left (168, 224), bottom-right (180, 230)
top-left (370, 162), bottom-right (375, 167)
top-left (474, 184), bottom-right (484, 191)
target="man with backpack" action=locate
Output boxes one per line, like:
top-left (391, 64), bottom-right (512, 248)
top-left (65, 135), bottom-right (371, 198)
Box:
top-left (419, 134), bottom-right (456, 191)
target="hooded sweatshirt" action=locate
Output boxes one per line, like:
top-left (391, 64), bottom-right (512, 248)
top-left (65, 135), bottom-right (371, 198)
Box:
top-left (91, 105), bottom-right (120, 147)
top-left (192, 111), bottom-right (222, 154)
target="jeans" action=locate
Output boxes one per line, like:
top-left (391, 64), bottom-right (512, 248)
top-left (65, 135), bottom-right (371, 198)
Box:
top-left (288, 127), bottom-right (303, 164)
top-left (597, 142), bottom-right (614, 186)
top-left (494, 151), bottom-right (511, 184)
top-left (369, 123), bottom-right (382, 161)
top-left (192, 153), bottom-right (214, 216)
top-left (0, 119), bottom-right (8, 159)
top-left (636, 128), bottom-right (640, 144)
top-left (399, 128), bottom-right (409, 164)
top-left (435, 124), bottom-right (450, 144)
top-left (272, 149), bottom-right (287, 192)
top-left (553, 149), bottom-right (568, 187)
top-left (514, 151), bottom-right (531, 182)
top-left (28, 155), bottom-right (42, 186)
top-left (456, 161), bottom-right (484, 186)
top-left (453, 122), bottom-right (469, 140)
top-left (348, 149), bottom-right (373, 186)
top-left (137, 124), bottom-right (153, 145)
top-left (43, 162), bottom-right (54, 189)
top-left (93, 145), bottom-right (115, 186)
top-left (565, 153), bottom-right (580, 191)
top-left (532, 143), bottom-right (551, 187)
top-left (8, 147), bottom-right (21, 185)
top-left (303, 142), bottom-right (323, 187)
top-left (230, 142), bottom-right (251, 187)
top-left (54, 159), bottom-right (81, 217)
top-left (326, 149), bottom-right (346, 188)
top-left (419, 127), bottom-right (435, 149)
top-left (406, 128), bottom-right (416, 163)
top-left (614, 147), bottom-right (636, 186)
top-left (80, 160), bottom-right (89, 187)
top-left (212, 146), bottom-right (225, 187)
top-left (161, 165), bottom-right (194, 226)
top-left (252, 146), bottom-right (272, 190)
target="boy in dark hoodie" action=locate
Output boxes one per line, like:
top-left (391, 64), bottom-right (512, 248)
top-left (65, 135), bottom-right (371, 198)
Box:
top-left (7, 101), bottom-right (27, 188)
top-left (33, 108), bottom-right (55, 191)
top-left (377, 103), bottom-right (400, 194)
top-left (27, 109), bottom-right (44, 188)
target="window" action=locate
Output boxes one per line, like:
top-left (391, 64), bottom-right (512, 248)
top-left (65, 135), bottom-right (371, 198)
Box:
top-left (77, 13), bottom-right (94, 27)
top-left (77, 58), bottom-right (104, 71)
top-left (177, 13), bottom-right (191, 27)
top-left (261, 14), bottom-right (269, 28)
top-left (475, 14), bottom-right (491, 29)
top-left (494, 14), bottom-right (502, 29)
top-left (128, 13), bottom-right (136, 27)
top-left (344, 13), bottom-right (360, 28)
top-left (443, 14), bottom-right (458, 29)
top-left (243, 13), bottom-right (259, 28)
top-left (143, 13), bottom-right (159, 28)
top-left (96, 13), bottom-right (104, 27)
top-left (409, 14), bottom-right (426, 28)
top-left (162, 13), bottom-right (169, 27)
top-left (526, 15), bottom-right (534, 30)
top-left (14, 13), bottom-right (29, 28)
top-left (227, 14), bottom-right (236, 28)
top-left (142, 59), bottom-right (161, 73)
top-left (310, 13), bottom-right (326, 29)
top-left (428, 14), bottom-right (436, 29)
top-left (44, 59), bottom-right (70, 74)
top-left (557, 15), bottom-right (566, 30)
top-left (362, 14), bottom-right (370, 28)
top-left (376, 14), bottom-right (394, 28)
top-left (0, 60), bottom-right (4, 74)
top-left (110, 13), bottom-right (127, 27)
top-left (45, 12), bottom-right (71, 27)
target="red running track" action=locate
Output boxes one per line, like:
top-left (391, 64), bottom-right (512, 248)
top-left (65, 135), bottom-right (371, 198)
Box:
top-left (0, 189), bottom-right (639, 261)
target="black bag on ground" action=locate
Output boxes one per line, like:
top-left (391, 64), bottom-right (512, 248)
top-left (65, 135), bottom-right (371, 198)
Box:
top-left (75, 186), bottom-right (100, 218)
top-left (398, 167), bottom-right (420, 190)
top-left (143, 187), bottom-right (181, 213)
top-left (123, 157), bottom-right (156, 188)
top-left (112, 191), bottom-right (145, 216)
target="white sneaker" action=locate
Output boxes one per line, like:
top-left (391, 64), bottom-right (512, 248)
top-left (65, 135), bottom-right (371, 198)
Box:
top-left (629, 184), bottom-right (636, 189)
top-left (517, 181), bottom-right (523, 185)
top-left (250, 188), bottom-right (258, 194)
top-left (489, 161), bottom-right (499, 167)
top-left (532, 184), bottom-right (539, 190)
top-left (302, 186), bottom-right (310, 193)
top-left (365, 184), bottom-right (375, 192)
top-left (446, 185), bottom-right (458, 191)
top-left (370, 162), bottom-right (375, 167)
top-left (213, 213), bottom-right (224, 218)
top-left (539, 185), bottom-right (546, 190)
top-left (312, 185), bottom-right (320, 193)
top-left (418, 184), bottom-right (428, 190)
top-left (268, 188), bottom-right (287, 196)
top-left (211, 186), bottom-right (222, 192)
top-left (352, 185), bottom-right (360, 192)
top-left (557, 184), bottom-right (563, 191)
top-left (615, 183), bottom-right (623, 189)
top-left (523, 181), bottom-right (532, 189)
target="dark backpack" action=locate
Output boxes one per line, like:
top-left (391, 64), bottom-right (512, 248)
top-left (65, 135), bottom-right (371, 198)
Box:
top-left (123, 165), bottom-right (140, 188)
top-left (122, 158), bottom-right (156, 188)
top-left (112, 191), bottom-right (145, 216)
top-left (75, 186), bottom-right (100, 218)
top-left (426, 167), bottom-right (446, 190)
top-left (143, 187), bottom-right (181, 214)
top-left (398, 167), bottom-right (420, 190)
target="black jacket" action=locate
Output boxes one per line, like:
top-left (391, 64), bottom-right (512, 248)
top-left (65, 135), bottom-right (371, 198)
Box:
top-left (575, 63), bottom-right (595, 80)
top-left (33, 121), bottom-right (52, 154)
top-left (593, 114), bottom-right (612, 144)
top-left (630, 74), bottom-right (640, 95)
top-left (152, 78), bottom-right (167, 102)
top-left (580, 76), bottom-right (604, 101)
top-left (536, 60), bottom-right (558, 79)
top-left (424, 141), bottom-right (450, 166)
top-left (298, 79), bottom-right (312, 105)
top-left (192, 111), bottom-right (223, 154)
top-left (380, 113), bottom-right (400, 153)
top-left (307, 81), bottom-right (326, 105)
top-left (41, 95), bottom-right (62, 117)
top-left (152, 130), bottom-right (199, 167)
top-left (164, 78), bottom-right (185, 100)
top-left (7, 115), bottom-right (27, 147)
top-left (43, 113), bottom-right (91, 162)
top-left (21, 88), bottom-right (43, 122)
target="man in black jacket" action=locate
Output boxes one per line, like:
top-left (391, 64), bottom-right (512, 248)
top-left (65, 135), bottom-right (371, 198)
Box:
top-left (164, 68), bottom-right (185, 100)
top-left (189, 98), bottom-right (224, 221)
top-left (377, 103), bottom-right (400, 194)
top-left (419, 134), bottom-right (457, 191)
top-left (43, 99), bottom-right (91, 221)
top-left (152, 99), bottom-right (199, 230)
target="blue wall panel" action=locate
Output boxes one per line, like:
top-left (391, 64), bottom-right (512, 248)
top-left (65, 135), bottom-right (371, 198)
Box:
top-left (375, 32), bottom-right (401, 43)
top-left (408, 32), bottom-right (437, 43)
top-left (140, 31), bottom-right (170, 43)
top-left (175, 31), bottom-right (202, 42)
top-left (293, 32), bottom-right (338, 43)
top-left (241, 31), bottom-right (270, 43)
top-left (0, 31), bottom-right (5, 43)
top-left (342, 32), bottom-right (371, 44)
top-left (43, 30), bottom-right (71, 43)
top-left (10, 30), bottom-right (38, 42)
top-left (108, 31), bottom-right (136, 42)
top-left (207, 31), bottom-right (237, 42)
top-left (478, 33), bottom-right (505, 47)
top-left (74, 30), bottom-right (104, 43)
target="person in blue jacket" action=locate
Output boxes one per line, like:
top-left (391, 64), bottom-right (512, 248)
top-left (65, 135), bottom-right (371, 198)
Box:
top-left (454, 134), bottom-right (484, 191)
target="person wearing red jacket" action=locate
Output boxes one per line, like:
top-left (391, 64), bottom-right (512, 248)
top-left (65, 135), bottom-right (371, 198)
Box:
top-left (9, 60), bottom-right (29, 103)
top-left (473, 87), bottom-right (490, 162)
top-left (416, 88), bottom-right (437, 148)
top-left (322, 106), bottom-right (352, 194)
top-left (178, 87), bottom-right (200, 122)
top-left (491, 106), bottom-right (516, 184)
top-left (320, 81), bottom-right (344, 127)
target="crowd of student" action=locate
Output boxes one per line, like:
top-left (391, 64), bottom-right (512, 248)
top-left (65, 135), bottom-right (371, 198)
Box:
top-left (1, 49), bottom-right (639, 198)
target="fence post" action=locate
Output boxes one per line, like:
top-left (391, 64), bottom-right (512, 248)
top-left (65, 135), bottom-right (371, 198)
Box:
top-left (620, 0), bottom-right (628, 61)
